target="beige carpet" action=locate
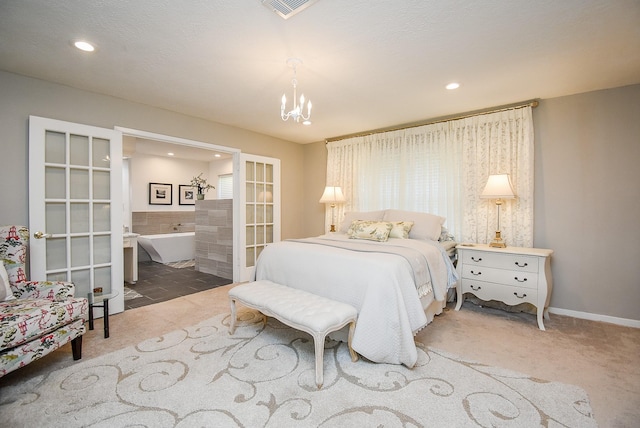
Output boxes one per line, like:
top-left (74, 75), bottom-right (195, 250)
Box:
top-left (0, 285), bottom-right (638, 427)
top-left (0, 310), bottom-right (596, 427)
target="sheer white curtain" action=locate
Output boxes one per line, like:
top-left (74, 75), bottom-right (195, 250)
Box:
top-left (326, 106), bottom-right (534, 247)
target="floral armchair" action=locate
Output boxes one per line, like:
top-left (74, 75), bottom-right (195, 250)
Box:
top-left (0, 225), bottom-right (88, 377)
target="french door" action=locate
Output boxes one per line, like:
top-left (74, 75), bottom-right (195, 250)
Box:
top-left (237, 154), bottom-right (281, 281)
top-left (28, 116), bottom-right (124, 315)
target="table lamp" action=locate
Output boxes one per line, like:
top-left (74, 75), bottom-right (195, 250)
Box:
top-left (480, 174), bottom-right (516, 248)
top-left (319, 186), bottom-right (345, 232)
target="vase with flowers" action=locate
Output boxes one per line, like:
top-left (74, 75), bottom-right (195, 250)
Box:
top-left (191, 173), bottom-right (215, 200)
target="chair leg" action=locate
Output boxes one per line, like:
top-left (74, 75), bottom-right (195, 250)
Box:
top-left (71, 336), bottom-right (83, 360)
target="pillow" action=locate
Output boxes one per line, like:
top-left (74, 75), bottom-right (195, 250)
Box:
top-left (439, 226), bottom-right (456, 242)
top-left (388, 221), bottom-right (414, 239)
top-left (339, 210), bottom-right (385, 233)
top-left (0, 263), bottom-right (15, 301)
top-left (383, 209), bottom-right (445, 241)
top-left (347, 220), bottom-right (393, 242)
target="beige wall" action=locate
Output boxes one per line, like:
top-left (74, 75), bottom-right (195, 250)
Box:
top-left (302, 141), bottom-right (330, 237)
top-left (303, 84), bottom-right (640, 322)
top-left (533, 85), bottom-right (640, 321)
top-left (2, 69), bottom-right (638, 322)
top-left (0, 71), bottom-right (306, 239)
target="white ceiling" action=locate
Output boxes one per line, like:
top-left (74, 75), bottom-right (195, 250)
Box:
top-left (1, 0), bottom-right (639, 145)
top-left (122, 136), bottom-right (232, 161)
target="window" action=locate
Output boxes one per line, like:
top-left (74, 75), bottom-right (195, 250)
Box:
top-left (218, 174), bottom-right (233, 199)
top-left (326, 106), bottom-right (534, 246)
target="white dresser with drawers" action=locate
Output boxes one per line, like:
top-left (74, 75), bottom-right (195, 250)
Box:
top-left (454, 243), bottom-right (553, 330)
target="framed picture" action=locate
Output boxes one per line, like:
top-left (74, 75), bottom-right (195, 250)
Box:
top-left (149, 182), bottom-right (173, 205)
top-left (179, 185), bottom-right (196, 205)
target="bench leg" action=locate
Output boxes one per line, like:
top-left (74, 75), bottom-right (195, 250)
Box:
top-left (313, 333), bottom-right (325, 389)
top-left (347, 320), bottom-right (359, 362)
top-left (229, 297), bottom-right (269, 335)
top-left (229, 299), bottom-right (237, 335)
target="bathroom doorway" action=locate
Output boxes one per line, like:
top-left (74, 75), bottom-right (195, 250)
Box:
top-left (116, 127), bottom-right (239, 300)
top-left (116, 126), bottom-right (281, 290)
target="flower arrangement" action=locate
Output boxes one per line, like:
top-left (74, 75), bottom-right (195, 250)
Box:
top-left (190, 173), bottom-right (215, 195)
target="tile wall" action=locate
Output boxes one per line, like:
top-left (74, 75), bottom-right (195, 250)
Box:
top-left (132, 211), bottom-right (196, 235)
top-left (194, 199), bottom-right (233, 280)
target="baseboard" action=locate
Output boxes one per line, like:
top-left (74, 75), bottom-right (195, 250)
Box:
top-left (548, 307), bottom-right (640, 328)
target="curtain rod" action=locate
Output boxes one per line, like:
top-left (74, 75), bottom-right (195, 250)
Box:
top-left (325, 99), bottom-right (539, 143)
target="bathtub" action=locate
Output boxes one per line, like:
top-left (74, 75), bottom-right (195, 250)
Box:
top-left (137, 232), bottom-right (195, 264)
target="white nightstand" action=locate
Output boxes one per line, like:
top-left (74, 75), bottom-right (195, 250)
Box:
top-left (454, 243), bottom-right (553, 330)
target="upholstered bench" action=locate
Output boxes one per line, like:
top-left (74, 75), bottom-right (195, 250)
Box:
top-left (228, 280), bottom-right (358, 388)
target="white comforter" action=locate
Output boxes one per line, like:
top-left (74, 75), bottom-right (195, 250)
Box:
top-left (254, 234), bottom-right (454, 367)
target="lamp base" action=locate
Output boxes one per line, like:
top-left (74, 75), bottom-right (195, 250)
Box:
top-left (489, 231), bottom-right (507, 248)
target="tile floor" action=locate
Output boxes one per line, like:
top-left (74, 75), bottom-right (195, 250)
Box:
top-left (124, 261), bottom-right (231, 310)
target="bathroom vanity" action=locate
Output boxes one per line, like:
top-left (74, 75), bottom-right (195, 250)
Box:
top-left (123, 232), bottom-right (139, 284)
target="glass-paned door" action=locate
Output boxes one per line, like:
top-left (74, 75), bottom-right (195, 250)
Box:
top-left (238, 154), bottom-right (280, 281)
top-left (29, 116), bottom-right (124, 315)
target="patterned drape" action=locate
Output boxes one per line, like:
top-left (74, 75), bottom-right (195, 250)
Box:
top-left (325, 106), bottom-right (534, 247)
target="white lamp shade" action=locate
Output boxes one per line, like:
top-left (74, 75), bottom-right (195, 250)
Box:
top-left (319, 186), bottom-right (345, 204)
top-left (480, 174), bottom-right (516, 199)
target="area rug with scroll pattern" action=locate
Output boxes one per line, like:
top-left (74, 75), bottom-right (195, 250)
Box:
top-left (123, 286), bottom-right (143, 301)
top-left (0, 311), bottom-right (597, 427)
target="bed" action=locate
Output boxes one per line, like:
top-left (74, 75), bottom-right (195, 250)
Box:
top-left (254, 209), bottom-right (459, 368)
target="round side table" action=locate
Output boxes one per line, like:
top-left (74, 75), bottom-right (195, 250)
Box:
top-left (88, 290), bottom-right (119, 338)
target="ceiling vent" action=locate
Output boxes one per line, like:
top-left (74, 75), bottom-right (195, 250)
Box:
top-left (262, 0), bottom-right (319, 20)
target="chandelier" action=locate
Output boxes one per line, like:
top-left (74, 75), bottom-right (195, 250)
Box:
top-left (281, 58), bottom-right (312, 125)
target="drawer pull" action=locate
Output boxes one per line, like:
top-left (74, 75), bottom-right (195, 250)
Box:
top-left (515, 261), bottom-right (528, 268)
top-left (470, 270), bottom-right (482, 276)
top-left (470, 285), bottom-right (482, 291)
top-left (514, 292), bottom-right (527, 299)
top-left (514, 277), bottom-right (528, 283)
top-left (471, 256), bottom-right (483, 262)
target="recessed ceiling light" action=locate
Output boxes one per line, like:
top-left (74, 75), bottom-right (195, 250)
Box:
top-left (446, 82), bottom-right (460, 90)
top-left (73, 41), bottom-right (95, 52)
top-left (167, 152), bottom-right (174, 156)
top-left (214, 154), bottom-right (221, 158)
top-left (303, 120), bottom-right (312, 126)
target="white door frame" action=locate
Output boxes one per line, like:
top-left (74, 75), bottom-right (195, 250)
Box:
top-left (115, 127), bottom-right (242, 281)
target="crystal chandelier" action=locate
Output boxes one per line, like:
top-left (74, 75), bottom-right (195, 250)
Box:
top-left (281, 58), bottom-right (312, 125)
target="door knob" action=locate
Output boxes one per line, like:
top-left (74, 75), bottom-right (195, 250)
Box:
top-left (33, 231), bottom-right (52, 239)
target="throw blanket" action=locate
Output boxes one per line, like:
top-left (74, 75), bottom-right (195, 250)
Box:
top-left (291, 234), bottom-right (455, 301)
top-left (255, 234), bottom-right (455, 367)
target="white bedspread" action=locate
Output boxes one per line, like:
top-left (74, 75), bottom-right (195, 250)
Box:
top-left (254, 234), bottom-right (455, 367)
